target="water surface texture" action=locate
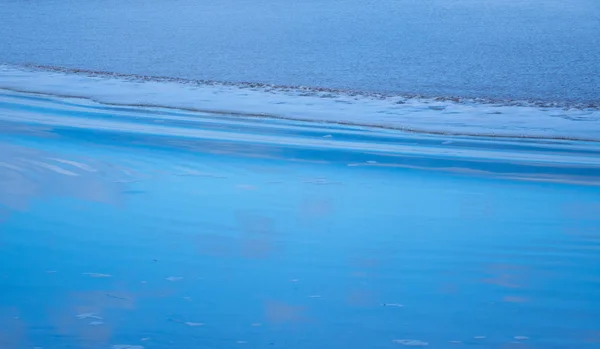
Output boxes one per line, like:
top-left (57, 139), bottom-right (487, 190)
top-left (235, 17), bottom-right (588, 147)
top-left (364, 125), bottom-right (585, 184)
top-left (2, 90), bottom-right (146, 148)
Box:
top-left (2, 0), bottom-right (600, 347)
top-left (1, 80), bottom-right (600, 348)
top-left (2, 0), bottom-right (599, 104)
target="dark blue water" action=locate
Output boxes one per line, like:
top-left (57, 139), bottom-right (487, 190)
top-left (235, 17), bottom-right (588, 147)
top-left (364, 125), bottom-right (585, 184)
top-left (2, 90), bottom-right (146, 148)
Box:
top-left (1, 0), bottom-right (599, 104)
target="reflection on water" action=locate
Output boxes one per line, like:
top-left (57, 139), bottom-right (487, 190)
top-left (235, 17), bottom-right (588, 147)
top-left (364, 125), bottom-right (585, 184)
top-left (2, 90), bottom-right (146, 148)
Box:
top-left (0, 143), bottom-right (129, 214)
top-left (1, 91), bottom-right (600, 348)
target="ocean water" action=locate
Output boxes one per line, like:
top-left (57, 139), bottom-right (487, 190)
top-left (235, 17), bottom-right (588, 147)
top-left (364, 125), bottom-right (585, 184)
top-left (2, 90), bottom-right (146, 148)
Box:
top-left (1, 1), bottom-right (600, 348)
top-left (1, 76), bottom-right (600, 348)
top-left (1, 0), bottom-right (599, 104)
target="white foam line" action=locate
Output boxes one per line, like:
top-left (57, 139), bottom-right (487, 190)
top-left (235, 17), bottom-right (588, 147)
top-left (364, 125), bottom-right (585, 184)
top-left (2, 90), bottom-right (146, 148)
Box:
top-left (1, 64), bottom-right (599, 141)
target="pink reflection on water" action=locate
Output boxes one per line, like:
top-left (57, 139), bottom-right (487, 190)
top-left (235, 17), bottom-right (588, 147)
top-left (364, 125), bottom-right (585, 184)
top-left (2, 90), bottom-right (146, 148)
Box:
top-left (0, 307), bottom-right (26, 348)
top-left (265, 301), bottom-right (307, 325)
top-left (0, 143), bottom-right (135, 213)
top-left (299, 198), bottom-right (334, 220)
top-left (482, 264), bottom-right (531, 289)
top-left (347, 289), bottom-right (378, 307)
top-left (237, 211), bottom-right (278, 260)
top-left (51, 307), bottom-right (114, 348)
top-left (503, 296), bottom-right (530, 303)
top-left (242, 238), bottom-right (274, 259)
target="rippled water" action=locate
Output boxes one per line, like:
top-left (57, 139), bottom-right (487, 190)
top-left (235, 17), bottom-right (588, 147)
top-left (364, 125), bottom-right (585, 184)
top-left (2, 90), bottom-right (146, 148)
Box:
top-left (1, 1), bottom-right (600, 347)
top-left (1, 87), bottom-right (600, 348)
top-left (2, 0), bottom-right (599, 104)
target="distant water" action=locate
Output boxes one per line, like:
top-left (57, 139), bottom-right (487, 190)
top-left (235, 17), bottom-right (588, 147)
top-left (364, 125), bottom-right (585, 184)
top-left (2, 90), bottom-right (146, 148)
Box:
top-left (1, 0), bottom-right (599, 104)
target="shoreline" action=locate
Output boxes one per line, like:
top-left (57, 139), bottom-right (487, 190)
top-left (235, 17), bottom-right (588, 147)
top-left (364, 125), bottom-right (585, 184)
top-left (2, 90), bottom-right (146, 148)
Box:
top-left (11, 63), bottom-right (600, 110)
top-left (2, 64), bottom-right (600, 143)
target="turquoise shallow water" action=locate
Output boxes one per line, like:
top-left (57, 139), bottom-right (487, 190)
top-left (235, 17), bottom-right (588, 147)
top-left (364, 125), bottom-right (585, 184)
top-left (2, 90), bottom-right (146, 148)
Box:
top-left (1, 90), bottom-right (600, 348)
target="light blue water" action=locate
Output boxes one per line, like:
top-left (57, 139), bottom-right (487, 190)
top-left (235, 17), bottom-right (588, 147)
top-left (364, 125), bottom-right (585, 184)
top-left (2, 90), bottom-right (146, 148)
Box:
top-left (1, 91), bottom-right (600, 348)
top-left (1, 0), bottom-right (599, 104)
top-left (2, 0), bottom-right (600, 347)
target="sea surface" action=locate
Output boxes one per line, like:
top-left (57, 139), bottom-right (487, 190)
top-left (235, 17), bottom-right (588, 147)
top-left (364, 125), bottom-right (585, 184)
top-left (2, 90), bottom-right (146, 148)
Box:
top-left (1, 1), bottom-right (600, 348)
top-left (2, 0), bottom-right (599, 104)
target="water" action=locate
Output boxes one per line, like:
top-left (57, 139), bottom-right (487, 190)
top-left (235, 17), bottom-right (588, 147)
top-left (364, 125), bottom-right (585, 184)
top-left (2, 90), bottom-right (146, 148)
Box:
top-left (2, 65), bottom-right (600, 142)
top-left (1, 88), bottom-right (600, 348)
top-left (1, 0), bottom-right (599, 104)
top-left (1, 1), bottom-right (600, 348)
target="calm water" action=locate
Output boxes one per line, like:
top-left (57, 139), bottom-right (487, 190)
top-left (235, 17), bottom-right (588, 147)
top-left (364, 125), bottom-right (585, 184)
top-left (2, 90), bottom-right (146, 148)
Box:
top-left (2, 0), bottom-right (600, 104)
top-left (1, 91), bottom-right (600, 348)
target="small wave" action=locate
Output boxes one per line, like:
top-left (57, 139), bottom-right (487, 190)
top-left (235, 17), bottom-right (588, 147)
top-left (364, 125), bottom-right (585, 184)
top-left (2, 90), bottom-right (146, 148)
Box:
top-left (13, 64), bottom-right (600, 110)
top-left (1, 64), bottom-right (600, 143)
top-left (1, 87), bottom-right (599, 187)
